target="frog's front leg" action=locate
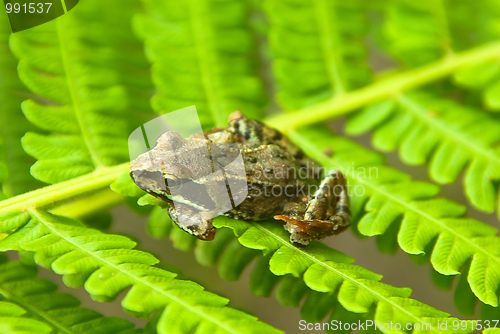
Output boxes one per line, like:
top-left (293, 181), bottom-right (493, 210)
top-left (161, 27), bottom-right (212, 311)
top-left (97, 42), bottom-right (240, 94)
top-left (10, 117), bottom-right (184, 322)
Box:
top-left (275, 170), bottom-right (351, 247)
top-left (168, 204), bottom-right (217, 241)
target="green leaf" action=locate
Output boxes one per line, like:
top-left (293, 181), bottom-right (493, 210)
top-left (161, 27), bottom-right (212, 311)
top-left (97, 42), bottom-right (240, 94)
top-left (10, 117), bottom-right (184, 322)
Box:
top-left (147, 207), bottom-right (173, 239)
top-left (300, 291), bottom-right (335, 323)
top-left (453, 60), bottom-right (500, 89)
top-left (218, 239), bottom-right (258, 281)
top-left (214, 216), bottom-right (469, 333)
top-left (138, 194), bottom-right (168, 208)
top-left (265, 0), bottom-right (371, 109)
top-left (0, 12), bottom-right (42, 196)
top-left (345, 101), bottom-right (396, 135)
top-left (10, 0), bottom-right (152, 184)
top-left (346, 93), bottom-right (500, 214)
top-left (382, 0), bottom-right (453, 66)
top-left (249, 256), bottom-right (280, 298)
top-left (134, 0), bottom-right (265, 128)
top-left (0, 301), bottom-right (52, 334)
top-left (292, 126), bottom-right (500, 307)
top-left (111, 171), bottom-right (146, 198)
top-left (0, 209), bottom-right (281, 334)
top-left (275, 275), bottom-right (309, 308)
top-left (454, 60), bottom-right (500, 111)
top-left (0, 256), bottom-right (138, 334)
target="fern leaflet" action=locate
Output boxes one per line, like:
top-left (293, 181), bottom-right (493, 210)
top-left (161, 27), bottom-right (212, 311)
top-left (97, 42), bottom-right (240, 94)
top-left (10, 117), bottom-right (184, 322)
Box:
top-left (0, 210), bottom-right (281, 334)
top-left (133, 0), bottom-right (265, 128)
top-left (110, 174), bottom-right (472, 332)
top-left (10, 0), bottom-right (150, 184)
top-left (0, 12), bottom-right (41, 196)
top-left (0, 301), bottom-right (52, 334)
top-left (291, 126), bottom-right (500, 308)
top-left (382, 0), bottom-right (500, 111)
top-left (265, 0), bottom-right (371, 109)
top-left (382, 0), bottom-right (453, 66)
top-left (346, 93), bottom-right (500, 215)
top-left (213, 218), bottom-right (472, 333)
top-left (0, 254), bottom-right (140, 334)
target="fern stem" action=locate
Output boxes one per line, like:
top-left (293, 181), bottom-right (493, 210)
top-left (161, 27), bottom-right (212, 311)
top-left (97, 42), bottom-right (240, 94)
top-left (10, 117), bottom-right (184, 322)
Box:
top-left (0, 163), bottom-right (128, 215)
top-left (49, 189), bottom-right (124, 220)
top-left (265, 41), bottom-right (500, 133)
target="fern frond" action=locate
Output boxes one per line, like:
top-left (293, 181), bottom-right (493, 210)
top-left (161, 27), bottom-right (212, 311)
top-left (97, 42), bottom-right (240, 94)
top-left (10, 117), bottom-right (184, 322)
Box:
top-left (141, 207), bottom-right (458, 333)
top-left (382, 0), bottom-right (453, 66)
top-left (0, 13), bottom-right (41, 196)
top-left (382, 0), bottom-right (500, 63)
top-left (264, 0), bottom-right (371, 109)
top-left (0, 254), bottom-right (140, 334)
top-left (453, 59), bottom-right (500, 111)
top-left (345, 93), bottom-right (500, 215)
top-left (133, 0), bottom-right (265, 128)
top-left (213, 218), bottom-right (472, 333)
top-left (0, 210), bottom-right (282, 334)
top-left (450, 0), bottom-right (500, 111)
top-left (445, 0), bottom-right (500, 47)
top-left (382, 0), bottom-right (500, 111)
top-left (137, 195), bottom-right (467, 331)
top-left (0, 300), bottom-right (52, 334)
top-left (264, 40), bottom-right (500, 130)
top-left (10, 0), bottom-right (150, 184)
top-left (290, 126), bottom-right (500, 308)
top-left (484, 330), bottom-right (500, 334)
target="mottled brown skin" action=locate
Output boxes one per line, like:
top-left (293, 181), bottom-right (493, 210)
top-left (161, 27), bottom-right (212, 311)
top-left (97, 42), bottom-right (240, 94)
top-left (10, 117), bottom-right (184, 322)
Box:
top-left (223, 143), bottom-right (316, 220)
top-left (130, 111), bottom-right (351, 246)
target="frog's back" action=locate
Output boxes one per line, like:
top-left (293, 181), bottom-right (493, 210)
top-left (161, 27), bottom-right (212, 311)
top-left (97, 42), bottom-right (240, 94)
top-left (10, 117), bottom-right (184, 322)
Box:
top-left (224, 143), bottom-right (318, 221)
top-left (208, 112), bottom-right (322, 180)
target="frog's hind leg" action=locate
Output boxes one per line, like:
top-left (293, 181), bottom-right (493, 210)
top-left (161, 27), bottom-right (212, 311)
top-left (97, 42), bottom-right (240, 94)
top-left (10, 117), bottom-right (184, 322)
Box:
top-left (275, 170), bottom-right (351, 247)
top-left (310, 170), bottom-right (351, 229)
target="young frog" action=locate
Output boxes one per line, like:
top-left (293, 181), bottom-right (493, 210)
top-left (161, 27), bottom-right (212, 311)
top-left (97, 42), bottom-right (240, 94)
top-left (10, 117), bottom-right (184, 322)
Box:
top-left (130, 111), bottom-right (351, 247)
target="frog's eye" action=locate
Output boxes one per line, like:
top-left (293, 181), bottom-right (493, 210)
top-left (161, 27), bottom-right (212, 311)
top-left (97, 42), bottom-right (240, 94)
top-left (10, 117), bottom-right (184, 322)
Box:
top-left (164, 174), bottom-right (181, 189)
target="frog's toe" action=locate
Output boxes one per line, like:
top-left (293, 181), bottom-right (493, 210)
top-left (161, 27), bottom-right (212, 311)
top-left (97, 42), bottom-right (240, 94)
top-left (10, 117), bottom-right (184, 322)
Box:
top-left (186, 220), bottom-right (216, 241)
top-left (229, 110), bottom-right (244, 122)
top-left (286, 223), bottom-right (312, 248)
top-left (275, 215), bottom-right (312, 247)
top-left (194, 225), bottom-right (216, 241)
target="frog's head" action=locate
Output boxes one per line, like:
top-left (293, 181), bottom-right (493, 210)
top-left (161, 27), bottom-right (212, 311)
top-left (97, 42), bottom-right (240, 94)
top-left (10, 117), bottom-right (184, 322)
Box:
top-left (130, 131), bottom-right (219, 240)
top-left (130, 131), bottom-right (214, 200)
